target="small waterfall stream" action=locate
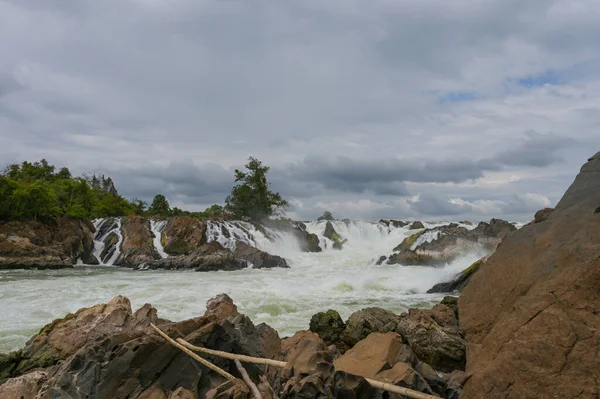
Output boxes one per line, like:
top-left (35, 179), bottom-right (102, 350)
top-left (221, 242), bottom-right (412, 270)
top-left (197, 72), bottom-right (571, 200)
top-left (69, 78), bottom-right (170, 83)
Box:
top-left (150, 219), bottom-right (169, 259)
top-left (92, 217), bottom-right (123, 265)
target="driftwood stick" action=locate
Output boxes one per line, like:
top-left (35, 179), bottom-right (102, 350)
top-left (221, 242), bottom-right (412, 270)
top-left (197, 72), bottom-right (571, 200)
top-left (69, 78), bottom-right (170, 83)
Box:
top-left (235, 359), bottom-right (263, 399)
top-left (177, 338), bottom-right (287, 368)
top-left (364, 377), bottom-right (439, 399)
top-left (150, 323), bottom-right (235, 381)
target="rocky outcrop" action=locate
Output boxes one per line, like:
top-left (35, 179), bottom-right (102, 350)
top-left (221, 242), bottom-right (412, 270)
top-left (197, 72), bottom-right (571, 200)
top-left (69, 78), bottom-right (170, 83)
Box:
top-left (0, 294), bottom-right (284, 398)
top-left (323, 221), bottom-right (346, 250)
top-left (116, 216), bottom-right (160, 267)
top-left (532, 207), bottom-right (554, 223)
top-left (143, 241), bottom-right (246, 271)
top-left (385, 219), bottom-right (515, 267)
top-left (234, 243), bottom-right (289, 269)
top-left (459, 151), bottom-right (600, 399)
top-left (409, 221), bottom-right (425, 230)
top-left (261, 220), bottom-right (322, 252)
top-left (162, 217), bottom-right (207, 255)
top-left (380, 219), bottom-right (409, 228)
top-left (0, 217), bottom-right (95, 269)
top-left (427, 256), bottom-right (489, 293)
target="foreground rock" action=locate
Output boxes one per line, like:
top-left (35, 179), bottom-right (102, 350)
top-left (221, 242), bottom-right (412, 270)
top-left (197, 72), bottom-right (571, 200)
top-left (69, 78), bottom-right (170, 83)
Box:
top-left (459, 151), bottom-right (600, 398)
top-left (0, 294), bottom-right (283, 398)
top-left (0, 217), bottom-right (95, 269)
top-left (1, 294), bottom-right (468, 398)
top-left (385, 219), bottom-right (515, 266)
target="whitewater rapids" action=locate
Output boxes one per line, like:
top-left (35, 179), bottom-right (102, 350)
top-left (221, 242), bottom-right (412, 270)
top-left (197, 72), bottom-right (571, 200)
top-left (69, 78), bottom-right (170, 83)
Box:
top-left (0, 220), bottom-right (484, 352)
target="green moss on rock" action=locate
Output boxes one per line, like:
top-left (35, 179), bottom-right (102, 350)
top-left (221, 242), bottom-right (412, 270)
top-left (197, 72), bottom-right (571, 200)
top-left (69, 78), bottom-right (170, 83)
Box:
top-left (394, 231), bottom-right (424, 252)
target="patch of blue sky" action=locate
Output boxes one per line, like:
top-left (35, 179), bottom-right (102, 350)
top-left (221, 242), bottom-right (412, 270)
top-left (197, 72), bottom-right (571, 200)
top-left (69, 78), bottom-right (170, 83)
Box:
top-left (437, 91), bottom-right (479, 104)
top-left (515, 71), bottom-right (562, 87)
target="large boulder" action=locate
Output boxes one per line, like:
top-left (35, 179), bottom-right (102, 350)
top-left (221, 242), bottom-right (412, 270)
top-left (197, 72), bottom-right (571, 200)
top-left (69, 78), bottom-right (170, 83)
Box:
top-left (334, 332), bottom-right (438, 397)
top-left (409, 221), bottom-right (425, 230)
top-left (162, 217), bottom-right (207, 255)
top-left (309, 309), bottom-right (346, 349)
top-left (0, 217), bottom-right (95, 269)
top-left (396, 304), bottom-right (465, 373)
top-left (459, 151), bottom-right (600, 399)
top-left (340, 308), bottom-right (400, 349)
top-left (234, 242), bottom-right (289, 269)
top-left (261, 220), bottom-right (322, 252)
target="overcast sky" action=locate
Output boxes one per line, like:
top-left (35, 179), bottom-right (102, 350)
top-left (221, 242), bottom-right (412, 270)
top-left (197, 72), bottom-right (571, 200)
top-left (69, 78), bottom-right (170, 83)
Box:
top-left (1, 0), bottom-right (598, 221)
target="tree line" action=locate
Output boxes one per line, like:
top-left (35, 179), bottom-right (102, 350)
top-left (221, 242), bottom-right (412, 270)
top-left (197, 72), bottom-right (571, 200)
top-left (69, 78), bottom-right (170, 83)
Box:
top-left (0, 157), bottom-right (290, 222)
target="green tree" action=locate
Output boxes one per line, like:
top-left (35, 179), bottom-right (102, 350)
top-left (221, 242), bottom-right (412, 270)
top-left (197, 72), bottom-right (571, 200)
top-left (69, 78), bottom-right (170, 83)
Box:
top-left (148, 194), bottom-right (171, 216)
top-left (131, 198), bottom-right (147, 215)
top-left (317, 211), bottom-right (334, 221)
top-left (11, 181), bottom-right (60, 220)
top-left (225, 157), bottom-right (289, 221)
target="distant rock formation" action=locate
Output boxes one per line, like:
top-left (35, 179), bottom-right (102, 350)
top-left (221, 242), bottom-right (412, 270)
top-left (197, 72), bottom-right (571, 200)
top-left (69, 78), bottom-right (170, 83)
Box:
top-left (459, 151), bottom-right (600, 398)
top-left (0, 217), bottom-right (95, 269)
top-left (384, 219), bottom-right (515, 267)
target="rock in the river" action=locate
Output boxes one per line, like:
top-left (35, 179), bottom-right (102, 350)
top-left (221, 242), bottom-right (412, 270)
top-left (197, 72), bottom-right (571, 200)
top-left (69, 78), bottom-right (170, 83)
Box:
top-left (162, 217), bottom-right (207, 255)
top-left (396, 304), bottom-right (465, 373)
top-left (234, 242), bottom-right (289, 269)
top-left (386, 218), bottom-right (514, 267)
top-left (143, 241), bottom-right (246, 271)
top-left (261, 219), bottom-right (322, 252)
top-left (409, 221), bottom-right (425, 230)
top-left (427, 256), bottom-right (488, 293)
top-left (115, 216), bottom-right (160, 267)
top-left (323, 221), bottom-right (346, 250)
top-left (309, 309), bottom-right (346, 349)
top-left (0, 217), bottom-right (95, 269)
top-left (459, 151), bottom-right (600, 399)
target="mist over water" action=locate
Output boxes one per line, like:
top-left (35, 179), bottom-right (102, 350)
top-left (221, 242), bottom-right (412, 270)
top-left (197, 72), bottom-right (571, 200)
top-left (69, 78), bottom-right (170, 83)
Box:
top-left (0, 220), bottom-right (484, 353)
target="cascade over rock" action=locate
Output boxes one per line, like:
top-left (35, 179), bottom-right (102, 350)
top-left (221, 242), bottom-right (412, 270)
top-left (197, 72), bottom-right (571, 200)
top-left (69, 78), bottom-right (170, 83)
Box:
top-left (0, 217), bottom-right (95, 269)
top-left (115, 216), bottom-right (160, 267)
top-left (459, 151), bottom-right (600, 399)
top-left (385, 219), bottom-right (514, 267)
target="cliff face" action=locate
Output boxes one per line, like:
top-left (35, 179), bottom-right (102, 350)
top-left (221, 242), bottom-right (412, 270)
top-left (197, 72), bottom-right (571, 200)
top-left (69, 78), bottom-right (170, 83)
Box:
top-left (459, 151), bottom-right (600, 399)
top-left (0, 217), bottom-right (95, 269)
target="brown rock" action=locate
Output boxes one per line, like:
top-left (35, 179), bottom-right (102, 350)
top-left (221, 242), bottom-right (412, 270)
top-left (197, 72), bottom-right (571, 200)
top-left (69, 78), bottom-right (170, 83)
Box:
top-left (334, 332), bottom-right (435, 396)
top-left (533, 207), bottom-right (554, 223)
top-left (0, 370), bottom-right (47, 398)
top-left (116, 216), bottom-right (160, 267)
top-left (162, 217), bottom-right (207, 255)
top-left (396, 305), bottom-right (465, 372)
top-left (340, 308), bottom-right (400, 348)
top-left (0, 217), bottom-right (95, 269)
top-left (459, 151), bottom-right (600, 399)
top-left (234, 242), bottom-right (289, 269)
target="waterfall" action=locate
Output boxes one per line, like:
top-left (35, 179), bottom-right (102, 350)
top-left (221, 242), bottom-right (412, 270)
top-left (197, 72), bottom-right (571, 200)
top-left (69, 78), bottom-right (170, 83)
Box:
top-left (410, 230), bottom-right (442, 250)
top-left (150, 219), bottom-right (169, 259)
top-left (205, 221), bottom-right (256, 250)
top-left (91, 217), bottom-right (123, 265)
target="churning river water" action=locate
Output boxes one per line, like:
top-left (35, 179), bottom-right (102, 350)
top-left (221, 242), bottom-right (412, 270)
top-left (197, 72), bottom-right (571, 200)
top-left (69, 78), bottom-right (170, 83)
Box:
top-left (0, 221), bottom-right (485, 353)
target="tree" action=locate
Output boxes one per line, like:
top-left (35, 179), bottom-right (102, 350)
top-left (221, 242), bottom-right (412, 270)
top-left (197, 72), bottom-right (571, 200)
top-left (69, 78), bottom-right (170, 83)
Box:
top-left (317, 211), bottom-right (334, 221)
top-left (225, 157), bottom-right (289, 221)
top-left (131, 198), bottom-right (147, 215)
top-left (148, 194), bottom-right (171, 216)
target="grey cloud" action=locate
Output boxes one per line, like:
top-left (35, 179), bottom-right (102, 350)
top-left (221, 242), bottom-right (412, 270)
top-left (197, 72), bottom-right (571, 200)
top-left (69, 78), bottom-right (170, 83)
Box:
top-left (409, 193), bottom-right (471, 216)
top-left (0, 0), bottom-right (598, 221)
top-left (493, 131), bottom-right (574, 167)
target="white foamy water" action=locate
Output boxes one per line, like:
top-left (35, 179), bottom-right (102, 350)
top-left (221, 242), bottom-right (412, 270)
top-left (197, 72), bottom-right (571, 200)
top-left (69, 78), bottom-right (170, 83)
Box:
top-left (150, 219), bottom-right (169, 259)
top-left (0, 220), bottom-right (485, 353)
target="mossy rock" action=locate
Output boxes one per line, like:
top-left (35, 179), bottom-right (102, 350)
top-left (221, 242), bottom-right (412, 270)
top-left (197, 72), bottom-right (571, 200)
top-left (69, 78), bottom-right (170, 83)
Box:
top-left (440, 296), bottom-right (459, 317)
top-left (309, 309), bottom-right (346, 348)
top-left (164, 239), bottom-right (191, 255)
top-left (394, 231), bottom-right (424, 252)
